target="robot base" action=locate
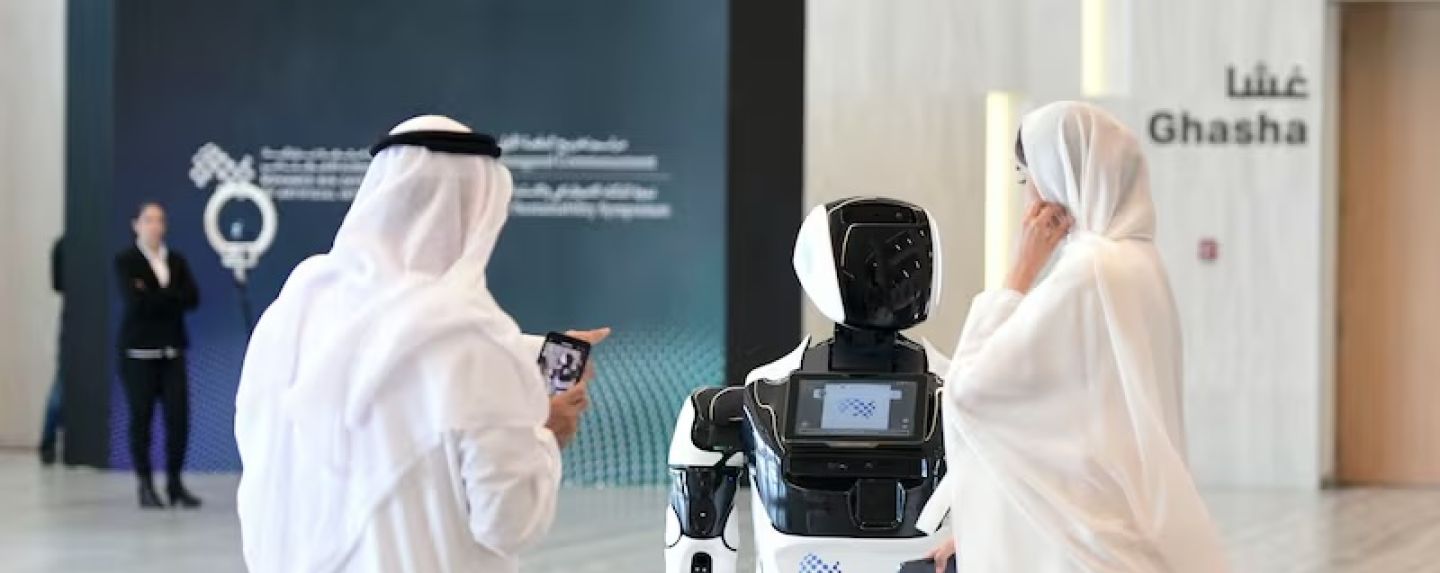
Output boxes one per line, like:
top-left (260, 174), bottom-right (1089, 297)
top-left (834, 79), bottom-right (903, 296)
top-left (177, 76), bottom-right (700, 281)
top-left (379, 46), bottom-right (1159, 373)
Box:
top-left (665, 536), bottom-right (739, 573)
top-left (749, 489), bottom-right (949, 573)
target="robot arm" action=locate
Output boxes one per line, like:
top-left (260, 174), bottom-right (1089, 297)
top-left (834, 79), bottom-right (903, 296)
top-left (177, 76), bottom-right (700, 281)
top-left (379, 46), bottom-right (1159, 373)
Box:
top-left (915, 470), bottom-right (953, 535)
top-left (665, 387), bottom-right (746, 573)
top-left (916, 340), bottom-right (954, 536)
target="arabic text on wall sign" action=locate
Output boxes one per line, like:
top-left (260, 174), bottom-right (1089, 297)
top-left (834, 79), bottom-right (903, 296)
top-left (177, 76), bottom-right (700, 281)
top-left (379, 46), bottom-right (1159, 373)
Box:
top-left (1149, 62), bottom-right (1309, 146)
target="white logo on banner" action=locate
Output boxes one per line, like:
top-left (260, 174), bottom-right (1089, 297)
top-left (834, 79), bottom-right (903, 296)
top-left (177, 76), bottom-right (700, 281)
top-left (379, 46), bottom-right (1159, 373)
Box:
top-left (189, 143), bottom-right (279, 283)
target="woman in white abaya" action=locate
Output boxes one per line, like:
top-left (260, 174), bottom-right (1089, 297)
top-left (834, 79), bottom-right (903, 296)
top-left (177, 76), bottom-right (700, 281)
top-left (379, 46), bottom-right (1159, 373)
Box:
top-left (925, 102), bottom-right (1229, 572)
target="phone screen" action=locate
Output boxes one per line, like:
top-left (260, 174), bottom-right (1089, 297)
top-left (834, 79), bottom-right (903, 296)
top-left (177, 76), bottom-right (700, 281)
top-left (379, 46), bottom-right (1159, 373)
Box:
top-left (539, 333), bottom-right (590, 395)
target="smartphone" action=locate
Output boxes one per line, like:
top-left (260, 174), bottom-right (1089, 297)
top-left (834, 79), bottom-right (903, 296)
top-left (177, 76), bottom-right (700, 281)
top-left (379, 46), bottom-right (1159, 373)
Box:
top-left (538, 332), bottom-right (591, 395)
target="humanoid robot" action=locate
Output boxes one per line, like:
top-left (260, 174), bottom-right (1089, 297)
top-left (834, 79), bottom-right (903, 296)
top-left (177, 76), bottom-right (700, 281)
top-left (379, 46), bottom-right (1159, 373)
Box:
top-left (665, 197), bottom-right (953, 573)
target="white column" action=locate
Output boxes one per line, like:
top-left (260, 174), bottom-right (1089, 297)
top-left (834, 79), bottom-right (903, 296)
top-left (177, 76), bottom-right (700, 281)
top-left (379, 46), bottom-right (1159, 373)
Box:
top-left (0, 0), bottom-right (67, 447)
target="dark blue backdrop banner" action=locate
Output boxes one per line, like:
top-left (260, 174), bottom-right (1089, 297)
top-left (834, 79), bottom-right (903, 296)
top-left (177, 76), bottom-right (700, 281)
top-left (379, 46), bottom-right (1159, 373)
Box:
top-left (108, 0), bottom-right (728, 485)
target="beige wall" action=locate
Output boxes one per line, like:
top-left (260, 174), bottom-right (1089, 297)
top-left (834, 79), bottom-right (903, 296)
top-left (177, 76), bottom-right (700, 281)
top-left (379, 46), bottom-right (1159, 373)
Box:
top-left (0, 0), bottom-right (66, 447)
top-left (804, 1), bottom-right (989, 350)
top-left (807, 0), bottom-right (1331, 488)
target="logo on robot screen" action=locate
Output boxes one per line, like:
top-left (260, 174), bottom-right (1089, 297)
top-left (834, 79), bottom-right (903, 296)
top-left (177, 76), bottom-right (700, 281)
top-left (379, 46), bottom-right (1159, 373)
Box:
top-left (838, 398), bottom-right (878, 419)
top-left (798, 553), bottom-right (843, 573)
top-left (189, 143), bottom-right (279, 284)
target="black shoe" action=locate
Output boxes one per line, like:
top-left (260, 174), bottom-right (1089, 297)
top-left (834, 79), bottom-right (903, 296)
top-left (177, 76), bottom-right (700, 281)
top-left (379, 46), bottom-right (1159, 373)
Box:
top-left (139, 484), bottom-right (165, 509)
top-left (167, 483), bottom-right (202, 509)
top-left (39, 447), bottom-right (55, 466)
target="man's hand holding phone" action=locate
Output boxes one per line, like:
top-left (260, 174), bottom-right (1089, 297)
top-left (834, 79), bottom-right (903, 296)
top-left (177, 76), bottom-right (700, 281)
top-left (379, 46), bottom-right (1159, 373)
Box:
top-left (544, 328), bottom-right (610, 448)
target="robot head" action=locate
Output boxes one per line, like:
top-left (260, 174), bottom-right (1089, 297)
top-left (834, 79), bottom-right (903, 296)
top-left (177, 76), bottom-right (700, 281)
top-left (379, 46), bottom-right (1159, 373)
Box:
top-left (793, 197), bottom-right (943, 331)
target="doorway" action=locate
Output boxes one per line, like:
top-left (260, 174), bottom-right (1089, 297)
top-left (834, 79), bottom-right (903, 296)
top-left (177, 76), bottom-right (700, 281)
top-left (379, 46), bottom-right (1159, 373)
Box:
top-left (1337, 2), bottom-right (1440, 484)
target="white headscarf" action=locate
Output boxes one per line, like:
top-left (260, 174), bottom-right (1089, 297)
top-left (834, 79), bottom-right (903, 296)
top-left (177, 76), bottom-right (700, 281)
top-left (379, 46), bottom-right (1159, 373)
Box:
top-left (943, 102), bottom-right (1228, 571)
top-left (235, 116), bottom-right (546, 571)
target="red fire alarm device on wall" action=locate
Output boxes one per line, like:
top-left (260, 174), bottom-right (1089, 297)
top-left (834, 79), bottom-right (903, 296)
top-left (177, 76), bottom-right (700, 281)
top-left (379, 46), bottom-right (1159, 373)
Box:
top-left (1198, 238), bottom-right (1219, 262)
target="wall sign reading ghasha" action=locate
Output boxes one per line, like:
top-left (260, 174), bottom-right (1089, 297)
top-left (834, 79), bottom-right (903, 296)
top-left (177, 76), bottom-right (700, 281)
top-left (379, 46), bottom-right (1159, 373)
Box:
top-left (1150, 63), bottom-right (1309, 146)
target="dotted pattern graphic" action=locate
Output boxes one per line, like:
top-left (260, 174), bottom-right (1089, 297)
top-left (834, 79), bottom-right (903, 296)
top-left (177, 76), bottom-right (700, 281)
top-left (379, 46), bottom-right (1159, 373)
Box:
top-left (838, 398), bottom-right (878, 419)
top-left (108, 330), bottom-right (248, 473)
top-left (560, 321), bottom-right (724, 486)
top-left (109, 320), bottom-right (723, 487)
top-left (798, 553), bottom-right (844, 573)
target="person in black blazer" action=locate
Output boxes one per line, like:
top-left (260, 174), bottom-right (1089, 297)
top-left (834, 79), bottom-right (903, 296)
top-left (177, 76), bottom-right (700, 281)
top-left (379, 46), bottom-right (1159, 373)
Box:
top-left (115, 202), bottom-right (202, 509)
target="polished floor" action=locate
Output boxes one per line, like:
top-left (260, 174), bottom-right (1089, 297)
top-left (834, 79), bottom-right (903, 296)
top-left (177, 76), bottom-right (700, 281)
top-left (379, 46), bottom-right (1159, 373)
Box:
top-left (4, 452), bottom-right (1440, 572)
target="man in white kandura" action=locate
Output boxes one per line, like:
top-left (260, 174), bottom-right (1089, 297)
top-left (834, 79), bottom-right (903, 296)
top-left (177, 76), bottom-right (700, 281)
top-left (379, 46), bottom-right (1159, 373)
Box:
top-left (924, 101), bottom-right (1230, 572)
top-left (234, 115), bottom-right (607, 572)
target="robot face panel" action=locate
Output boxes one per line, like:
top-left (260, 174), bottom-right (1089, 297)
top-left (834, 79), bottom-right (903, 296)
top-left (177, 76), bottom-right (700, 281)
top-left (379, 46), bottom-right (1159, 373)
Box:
top-left (794, 197), bottom-right (943, 331)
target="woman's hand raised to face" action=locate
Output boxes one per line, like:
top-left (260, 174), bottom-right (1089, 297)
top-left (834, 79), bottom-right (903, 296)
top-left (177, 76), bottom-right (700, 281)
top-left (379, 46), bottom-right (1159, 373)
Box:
top-left (1004, 201), bottom-right (1073, 294)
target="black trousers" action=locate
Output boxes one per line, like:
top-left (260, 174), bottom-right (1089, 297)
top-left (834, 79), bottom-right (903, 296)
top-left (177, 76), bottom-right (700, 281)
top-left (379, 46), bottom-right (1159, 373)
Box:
top-left (120, 356), bottom-right (189, 485)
